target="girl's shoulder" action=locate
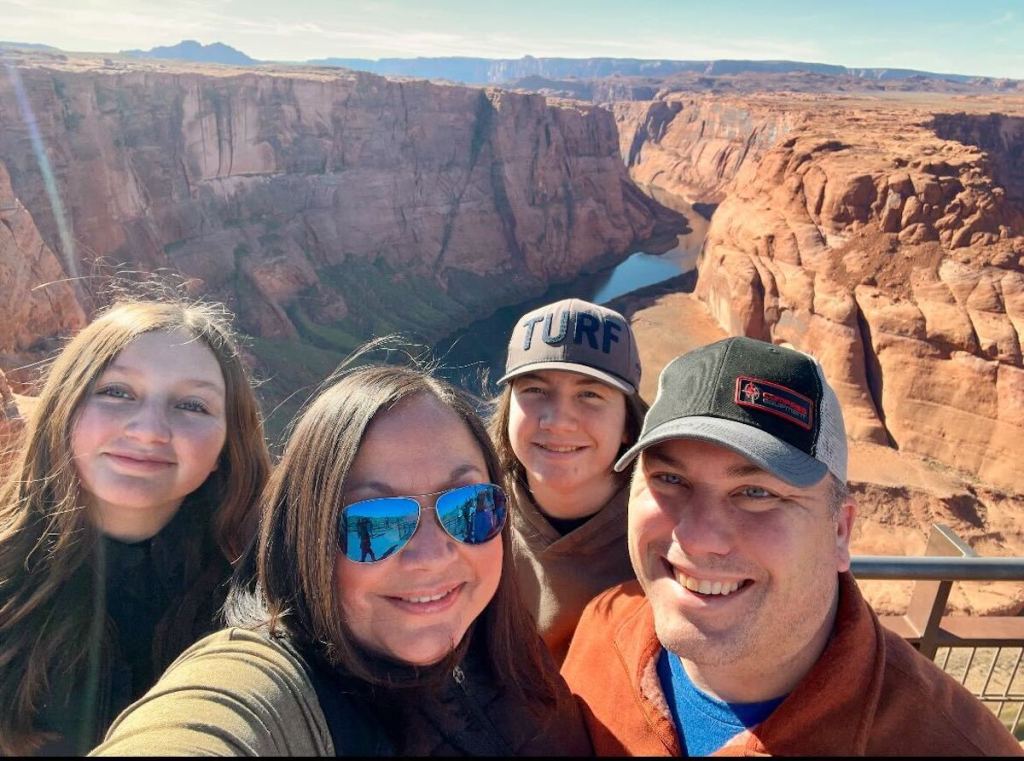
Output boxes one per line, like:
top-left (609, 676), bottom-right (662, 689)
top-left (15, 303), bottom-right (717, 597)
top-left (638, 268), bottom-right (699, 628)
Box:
top-left (91, 627), bottom-right (333, 756)
top-left (173, 626), bottom-right (310, 674)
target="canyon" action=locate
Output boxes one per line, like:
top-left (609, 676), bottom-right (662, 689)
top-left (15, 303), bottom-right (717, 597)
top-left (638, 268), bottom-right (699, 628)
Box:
top-left (615, 93), bottom-right (1024, 492)
top-left (0, 52), bottom-right (681, 428)
top-left (613, 91), bottom-right (1024, 616)
top-left (0, 52), bottom-right (1020, 617)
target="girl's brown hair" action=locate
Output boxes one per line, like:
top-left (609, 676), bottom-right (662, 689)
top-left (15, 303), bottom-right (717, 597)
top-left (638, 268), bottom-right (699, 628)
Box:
top-left (228, 363), bottom-right (557, 707)
top-left (486, 380), bottom-right (648, 491)
top-left (0, 299), bottom-right (271, 755)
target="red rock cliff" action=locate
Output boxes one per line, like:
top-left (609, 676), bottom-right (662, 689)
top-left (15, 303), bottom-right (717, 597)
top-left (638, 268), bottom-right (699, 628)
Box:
top-left (0, 160), bottom-right (85, 376)
top-left (613, 97), bottom-right (803, 201)
top-left (617, 94), bottom-right (1024, 494)
top-left (0, 56), bottom-right (680, 410)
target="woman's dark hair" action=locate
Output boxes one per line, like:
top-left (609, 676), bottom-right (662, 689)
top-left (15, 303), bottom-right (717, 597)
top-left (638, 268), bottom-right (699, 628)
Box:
top-left (227, 362), bottom-right (558, 707)
top-left (0, 298), bottom-right (271, 755)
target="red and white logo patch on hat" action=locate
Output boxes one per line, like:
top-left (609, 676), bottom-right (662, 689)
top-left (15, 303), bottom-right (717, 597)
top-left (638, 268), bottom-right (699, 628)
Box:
top-left (735, 376), bottom-right (814, 431)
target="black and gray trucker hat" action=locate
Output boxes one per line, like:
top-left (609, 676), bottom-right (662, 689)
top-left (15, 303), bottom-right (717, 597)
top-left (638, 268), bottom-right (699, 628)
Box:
top-left (614, 336), bottom-right (847, 487)
top-left (498, 298), bottom-right (641, 396)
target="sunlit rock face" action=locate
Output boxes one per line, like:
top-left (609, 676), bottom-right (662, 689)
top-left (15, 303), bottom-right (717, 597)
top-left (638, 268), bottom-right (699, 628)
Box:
top-left (0, 55), bottom-right (682, 414)
top-left (612, 98), bottom-right (804, 203)
top-left (0, 160), bottom-right (85, 374)
top-left (616, 94), bottom-right (1024, 494)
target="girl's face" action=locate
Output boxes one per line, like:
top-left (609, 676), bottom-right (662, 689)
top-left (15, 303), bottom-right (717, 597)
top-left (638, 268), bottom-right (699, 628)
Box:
top-left (508, 369), bottom-right (628, 516)
top-left (334, 394), bottom-right (503, 666)
top-left (71, 329), bottom-right (227, 541)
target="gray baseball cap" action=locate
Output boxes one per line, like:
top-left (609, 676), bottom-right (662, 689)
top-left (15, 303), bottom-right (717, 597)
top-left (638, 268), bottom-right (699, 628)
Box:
top-left (498, 298), bottom-right (641, 395)
top-left (615, 336), bottom-right (847, 487)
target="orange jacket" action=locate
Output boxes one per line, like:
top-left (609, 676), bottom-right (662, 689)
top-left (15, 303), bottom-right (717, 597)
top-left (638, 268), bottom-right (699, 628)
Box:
top-left (562, 572), bottom-right (1023, 756)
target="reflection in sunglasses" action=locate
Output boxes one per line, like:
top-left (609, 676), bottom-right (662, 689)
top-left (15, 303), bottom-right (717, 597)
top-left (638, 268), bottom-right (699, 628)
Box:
top-left (339, 484), bottom-right (507, 564)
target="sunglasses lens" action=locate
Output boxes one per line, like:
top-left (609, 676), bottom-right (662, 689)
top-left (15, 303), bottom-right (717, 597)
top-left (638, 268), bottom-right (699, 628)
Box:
top-left (340, 498), bottom-right (420, 563)
top-left (435, 484), bottom-right (507, 545)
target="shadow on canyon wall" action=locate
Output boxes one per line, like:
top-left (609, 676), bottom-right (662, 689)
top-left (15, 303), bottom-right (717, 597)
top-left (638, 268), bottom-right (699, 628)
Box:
top-left (0, 56), bottom-right (685, 436)
top-left (612, 91), bottom-right (1023, 496)
top-left (931, 113), bottom-right (1024, 202)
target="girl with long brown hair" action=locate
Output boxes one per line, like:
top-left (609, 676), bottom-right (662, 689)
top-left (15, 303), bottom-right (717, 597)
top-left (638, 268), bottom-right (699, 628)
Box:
top-left (93, 363), bottom-right (591, 756)
top-left (0, 299), bottom-right (271, 755)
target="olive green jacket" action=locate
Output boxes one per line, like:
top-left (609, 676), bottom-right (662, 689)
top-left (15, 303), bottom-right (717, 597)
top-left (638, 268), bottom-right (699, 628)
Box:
top-left (92, 627), bottom-right (592, 756)
top-left (91, 629), bottom-right (330, 756)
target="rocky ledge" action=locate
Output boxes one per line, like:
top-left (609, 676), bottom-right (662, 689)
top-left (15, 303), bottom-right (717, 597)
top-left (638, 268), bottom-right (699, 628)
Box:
top-left (0, 54), bottom-right (683, 421)
top-left (616, 93), bottom-right (1024, 496)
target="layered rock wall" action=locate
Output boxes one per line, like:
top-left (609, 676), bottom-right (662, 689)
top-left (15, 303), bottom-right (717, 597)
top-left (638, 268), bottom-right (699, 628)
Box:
top-left (931, 113), bottom-right (1024, 202)
top-left (0, 160), bottom-right (85, 375)
top-left (613, 97), bottom-right (802, 201)
top-left (0, 368), bottom-right (24, 462)
top-left (0, 59), bottom-right (679, 384)
top-left (617, 95), bottom-right (1024, 493)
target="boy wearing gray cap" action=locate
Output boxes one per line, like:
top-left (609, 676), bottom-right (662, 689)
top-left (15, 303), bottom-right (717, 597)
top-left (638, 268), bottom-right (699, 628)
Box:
top-left (488, 298), bottom-right (647, 664)
top-left (562, 336), bottom-right (1021, 756)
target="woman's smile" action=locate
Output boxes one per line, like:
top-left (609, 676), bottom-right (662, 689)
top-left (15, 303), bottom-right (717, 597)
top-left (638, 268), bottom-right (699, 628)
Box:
top-left (335, 393), bottom-right (503, 666)
top-left (385, 582), bottom-right (465, 613)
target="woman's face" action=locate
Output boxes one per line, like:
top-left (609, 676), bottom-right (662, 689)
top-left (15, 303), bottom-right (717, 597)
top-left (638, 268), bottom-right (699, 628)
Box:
top-left (508, 369), bottom-right (627, 516)
top-left (71, 329), bottom-right (227, 540)
top-left (334, 393), bottom-right (503, 666)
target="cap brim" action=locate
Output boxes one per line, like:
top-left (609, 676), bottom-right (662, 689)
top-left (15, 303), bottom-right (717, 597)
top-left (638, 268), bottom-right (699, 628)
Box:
top-left (613, 416), bottom-right (828, 487)
top-left (498, 362), bottom-right (636, 396)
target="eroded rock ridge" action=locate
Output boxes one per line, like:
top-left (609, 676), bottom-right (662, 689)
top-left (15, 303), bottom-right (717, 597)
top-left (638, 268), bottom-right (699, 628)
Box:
top-left (0, 56), bottom-right (681, 416)
top-left (617, 94), bottom-right (1024, 494)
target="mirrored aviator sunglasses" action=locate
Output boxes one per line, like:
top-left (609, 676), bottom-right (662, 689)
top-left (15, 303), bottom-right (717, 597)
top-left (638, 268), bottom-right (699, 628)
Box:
top-left (338, 483), bottom-right (508, 564)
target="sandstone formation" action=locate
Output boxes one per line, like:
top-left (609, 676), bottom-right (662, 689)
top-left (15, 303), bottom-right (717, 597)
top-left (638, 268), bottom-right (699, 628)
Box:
top-left (0, 368), bottom-right (28, 466)
top-left (304, 55), bottom-right (1024, 93)
top-left (617, 280), bottom-right (1023, 618)
top-left (0, 160), bottom-right (84, 379)
top-left (0, 53), bottom-right (681, 426)
top-left (613, 98), bottom-right (804, 202)
top-left (850, 476), bottom-right (1024, 617)
top-left (617, 93), bottom-right (1024, 497)
top-left (508, 70), bottom-right (1024, 107)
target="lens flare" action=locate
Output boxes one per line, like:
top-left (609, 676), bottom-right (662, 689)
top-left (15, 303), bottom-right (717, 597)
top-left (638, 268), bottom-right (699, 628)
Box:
top-left (3, 58), bottom-right (79, 281)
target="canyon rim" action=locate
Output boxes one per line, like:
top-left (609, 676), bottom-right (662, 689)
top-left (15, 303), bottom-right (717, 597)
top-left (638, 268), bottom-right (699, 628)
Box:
top-left (1, 50), bottom-right (1021, 617)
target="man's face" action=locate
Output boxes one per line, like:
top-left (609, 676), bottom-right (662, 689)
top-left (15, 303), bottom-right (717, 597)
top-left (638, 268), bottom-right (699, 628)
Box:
top-left (628, 438), bottom-right (854, 681)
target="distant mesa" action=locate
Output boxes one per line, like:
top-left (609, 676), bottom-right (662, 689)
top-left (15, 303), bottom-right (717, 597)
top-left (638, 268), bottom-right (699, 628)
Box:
top-left (304, 56), bottom-right (494, 83)
top-left (9, 39), bottom-right (992, 86)
top-left (120, 40), bottom-right (257, 66)
top-left (304, 55), bottom-right (981, 86)
top-left (0, 41), bottom-right (62, 52)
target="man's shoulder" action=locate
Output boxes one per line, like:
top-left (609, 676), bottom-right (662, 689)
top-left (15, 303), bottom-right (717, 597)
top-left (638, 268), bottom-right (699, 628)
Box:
top-left (564, 580), bottom-right (651, 675)
top-left (578, 579), bottom-right (648, 624)
top-left (562, 581), bottom-right (677, 756)
top-left (752, 577), bottom-right (1022, 756)
top-left (874, 627), bottom-right (1023, 755)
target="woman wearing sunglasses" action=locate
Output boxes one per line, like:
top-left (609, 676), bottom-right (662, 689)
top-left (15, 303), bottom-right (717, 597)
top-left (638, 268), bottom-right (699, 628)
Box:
top-left (0, 298), bottom-right (271, 756)
top-left (489, 298), bottom-right (647, 664)
top-left (93, 364), bottom-right (591, 756)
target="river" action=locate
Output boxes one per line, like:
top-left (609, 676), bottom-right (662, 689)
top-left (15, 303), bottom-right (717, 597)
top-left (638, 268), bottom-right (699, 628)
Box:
top-left (434, 197), bottom-right (710, 397)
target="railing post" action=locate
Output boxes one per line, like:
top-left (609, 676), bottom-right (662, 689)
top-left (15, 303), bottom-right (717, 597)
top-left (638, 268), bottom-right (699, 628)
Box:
top-left (902, 524), bottom-right (977, 658)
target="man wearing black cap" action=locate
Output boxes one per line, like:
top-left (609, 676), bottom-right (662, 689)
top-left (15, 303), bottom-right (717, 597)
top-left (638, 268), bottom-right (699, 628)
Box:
top-left (561, 336), bottom-right (1022, 756)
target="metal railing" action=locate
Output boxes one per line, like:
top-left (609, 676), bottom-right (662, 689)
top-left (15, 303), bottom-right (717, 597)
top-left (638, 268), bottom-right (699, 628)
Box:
top-left (851, 524), bottom-right (1024, 739)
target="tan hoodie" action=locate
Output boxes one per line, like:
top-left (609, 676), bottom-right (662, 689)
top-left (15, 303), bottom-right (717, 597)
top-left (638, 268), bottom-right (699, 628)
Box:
top-left (510, 478), bottom-right (636, 664)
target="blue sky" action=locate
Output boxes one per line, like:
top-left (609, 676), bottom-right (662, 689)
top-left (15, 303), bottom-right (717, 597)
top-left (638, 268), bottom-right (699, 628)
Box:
top-left (2, 0), bottom-right (1022, 78)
